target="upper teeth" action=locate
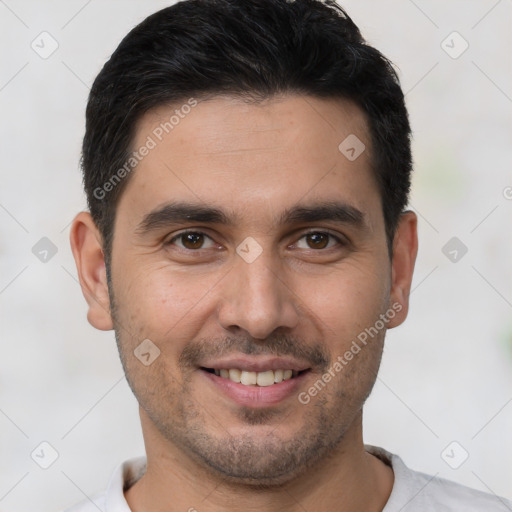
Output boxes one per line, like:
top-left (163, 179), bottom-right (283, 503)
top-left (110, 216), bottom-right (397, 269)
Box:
top-left (214, 369), bottom-right (295, 386)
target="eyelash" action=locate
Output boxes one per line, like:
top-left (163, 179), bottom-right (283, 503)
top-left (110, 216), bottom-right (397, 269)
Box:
top-left (166, 229), bottom-right (345, 252)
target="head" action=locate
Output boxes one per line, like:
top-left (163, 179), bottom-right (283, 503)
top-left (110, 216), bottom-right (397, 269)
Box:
top-left (71, 0), bottom-right (417, 486)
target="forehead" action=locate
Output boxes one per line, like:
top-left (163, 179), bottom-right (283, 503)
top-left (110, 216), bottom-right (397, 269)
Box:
top-left (118, 94), bottom-right (380, 231)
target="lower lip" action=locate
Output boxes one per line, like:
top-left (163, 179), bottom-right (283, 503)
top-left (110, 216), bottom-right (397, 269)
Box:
top-left (200, 369), bottom-right (309, 408)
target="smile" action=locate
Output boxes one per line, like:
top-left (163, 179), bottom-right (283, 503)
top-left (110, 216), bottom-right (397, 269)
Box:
top-left (201, 368), bottom-right (307, 386)
top-left (200, 366), bottom-right (311, 408)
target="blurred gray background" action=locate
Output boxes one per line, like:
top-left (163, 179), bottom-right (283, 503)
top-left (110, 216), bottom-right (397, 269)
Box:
top-left (1, 1), bottom-right (511, 511)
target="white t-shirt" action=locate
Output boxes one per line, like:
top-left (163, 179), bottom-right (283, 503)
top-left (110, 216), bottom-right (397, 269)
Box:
top-left (63, 445), bottom-right (512, 511)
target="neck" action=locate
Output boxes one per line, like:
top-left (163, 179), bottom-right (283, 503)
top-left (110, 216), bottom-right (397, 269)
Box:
top-left (125, 410), bottom-right (393, 512)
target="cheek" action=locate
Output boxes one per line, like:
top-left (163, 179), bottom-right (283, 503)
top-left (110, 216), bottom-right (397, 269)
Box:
top-left (298, 259), bottom-right (390, 349)
top-left (114, 263), bottom-right (221, 348)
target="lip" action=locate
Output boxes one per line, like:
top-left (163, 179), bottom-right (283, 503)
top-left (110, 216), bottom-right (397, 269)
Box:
top-left (199, 356), bottom-right (311, 373)
top-left (200, 368), bottom-right (310, 408)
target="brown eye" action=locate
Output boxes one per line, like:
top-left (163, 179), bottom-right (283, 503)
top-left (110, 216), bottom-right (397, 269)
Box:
top-left (181, 233), bottom-right (204, 249)
top-left (296, 232), bottom-right (341, 250)
top-left (168, 231), bottom-right (215, 250)
top-left (306, 233), bottom-right (329, 249)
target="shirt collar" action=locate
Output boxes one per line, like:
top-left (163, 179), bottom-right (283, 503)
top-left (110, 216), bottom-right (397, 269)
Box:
top-left (105, 456), bottom-right (146, 512)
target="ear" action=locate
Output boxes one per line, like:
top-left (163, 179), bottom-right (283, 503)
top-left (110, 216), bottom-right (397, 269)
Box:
top-left (387, 210), bottom-right (418, 328)
top-left (69, 212), bottom-right (113, 331)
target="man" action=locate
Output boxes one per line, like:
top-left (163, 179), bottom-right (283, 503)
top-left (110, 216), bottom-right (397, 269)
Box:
top-left (67, 0), bottom-right (511, 510)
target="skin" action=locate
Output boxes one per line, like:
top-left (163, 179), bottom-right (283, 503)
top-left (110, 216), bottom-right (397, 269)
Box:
top-left (70, 94), bottom-right (418, 512)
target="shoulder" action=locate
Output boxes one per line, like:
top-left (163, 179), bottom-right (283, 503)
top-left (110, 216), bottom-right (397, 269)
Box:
top-left (61, 457), bottom-right (147, 512)
top-left (62, 493), bottom-right (106, 512)
top-left (366, 445), bottom-right (512, 511)
top-left (407, 471), bottom-right (512, 511)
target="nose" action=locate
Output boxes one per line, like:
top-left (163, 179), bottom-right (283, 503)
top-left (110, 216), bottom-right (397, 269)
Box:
top-left (216, 247), bottom-right (300, 340)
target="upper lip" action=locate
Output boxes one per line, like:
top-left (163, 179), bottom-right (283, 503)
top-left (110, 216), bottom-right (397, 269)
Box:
top-left (200, 356), bottom-right (311, 373)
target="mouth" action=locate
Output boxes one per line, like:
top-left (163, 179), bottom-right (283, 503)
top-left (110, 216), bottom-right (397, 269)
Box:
top-left (199, 365), bottom-right (312, 408)
top-left (200, 367), bottom-right (310, 387)
top-left (197, 355), bottom-right (313, 408)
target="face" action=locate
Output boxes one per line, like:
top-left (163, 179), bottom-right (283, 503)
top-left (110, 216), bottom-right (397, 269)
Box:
top-left (72, 94), bottom-right (417, 485)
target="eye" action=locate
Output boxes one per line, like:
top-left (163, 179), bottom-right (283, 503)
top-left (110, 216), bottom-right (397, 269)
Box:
top-left (295, 231), bottom-right (343, 250)
top-left (167, 231), bottom-right (216, 250)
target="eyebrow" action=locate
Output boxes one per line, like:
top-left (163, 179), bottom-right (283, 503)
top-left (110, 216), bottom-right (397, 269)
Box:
top-left (135, 200), bottom-right (366, 235)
